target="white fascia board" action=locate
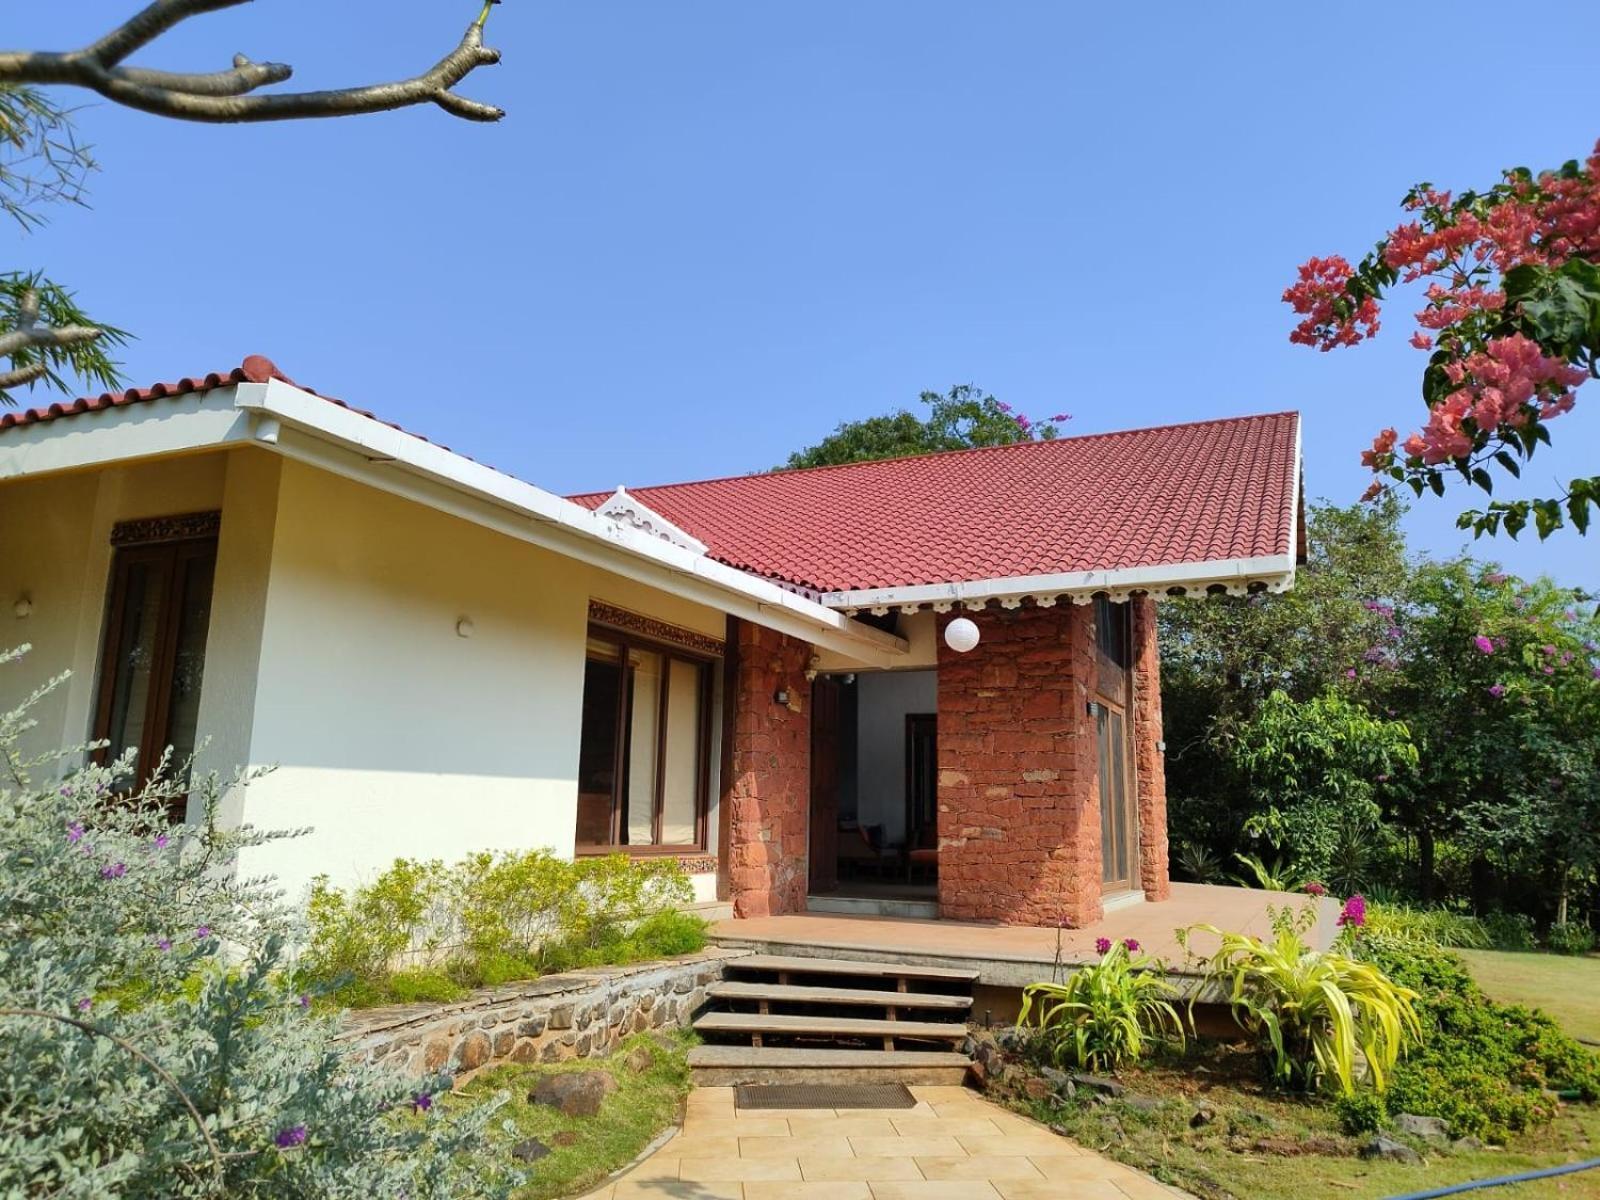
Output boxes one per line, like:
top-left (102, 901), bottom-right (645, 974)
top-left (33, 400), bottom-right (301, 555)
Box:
top-left (821, 553), bottom-right (1299, 614)
top-left (236, 380), bottom-right (907, 666)
top-left (0, 387), bottom-right (257, 481)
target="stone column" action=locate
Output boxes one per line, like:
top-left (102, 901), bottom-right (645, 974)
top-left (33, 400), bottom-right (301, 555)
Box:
top-left (1131, 596), bottom-right (1171, 901)
top-left (935, 604), bottom-right (1103, 927)
top-left (724, 620), bottom-right (812, 918)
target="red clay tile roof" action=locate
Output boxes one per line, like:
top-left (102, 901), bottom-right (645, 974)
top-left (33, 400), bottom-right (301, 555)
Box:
top-left (571, 412), bottom-right (1303, 593)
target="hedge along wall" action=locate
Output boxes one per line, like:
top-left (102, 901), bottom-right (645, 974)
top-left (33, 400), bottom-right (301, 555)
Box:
top-left (336, 948), bottom-right (747, 1082)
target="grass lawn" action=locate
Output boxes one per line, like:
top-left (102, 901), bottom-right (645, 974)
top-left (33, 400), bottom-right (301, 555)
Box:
top-left (1459, 948), bottom-right (1600, 1045)
top-left (1009, 1043), bottom-right (1600, 1200)
top-left (440, 1031), bottom-right (692, 1199)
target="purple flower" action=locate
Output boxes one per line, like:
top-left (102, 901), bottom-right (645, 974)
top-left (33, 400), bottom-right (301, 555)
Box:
top-left (1337, 894), bottom-right (1367, 930)
top-left (1486, 572), bottom-right (1508, 585)
top-left (1345, 668), bottom-right (1358, 679)
top-left (99, 862), bottom-right (126, 879)
top-left (1363, 647), bottom-right (1385, 663)
top-left (297, 993), bottom-right (311, 1010)
top-left (1488, 684), bottom-right (1506, 699)
top-left (274, 1125), bottom-right (308, 1149)
top-left (76, 998), bottom-right (91, 1013)
top-left (412, 1092), bottom-right (433, 1114)
top-left (66, 822), bottom-right (84, 844)
top-left (1473, 635), bottom-right (1495, 655)
top-left (1094, 937), bottom-right (1113, 955)
top-left (996, 401), bottom-right (1012, 413)
top-left (1122, 938), bottom-right (1141, 953)
top-left (1543, 644), bottom-right (1558, 656)
top-left (155, 936), bottom-right (173, 952)
top-left (151, 833), bottom-right (170, 851)
top-left (1543, 666), bottom-right (1555, 675)
top-left (1050, 413), bottom-right (1072, 422)
top-left (1304, 881), bottom-right (1327, 897)
top-left (195, 925), bottom-right (212, 940)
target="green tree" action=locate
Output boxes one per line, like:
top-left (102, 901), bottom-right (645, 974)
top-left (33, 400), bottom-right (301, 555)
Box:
top-left (1230, 690), bottom-right (1416, 883)
top-left (1385, 562), bottom-right (1600, 910)
top-left (0, 2), bottom-right (506, 404)
top-left (1158, 497), bottom-right (1410, 861)
top-left (783, 384), bottom-right (1066, 469)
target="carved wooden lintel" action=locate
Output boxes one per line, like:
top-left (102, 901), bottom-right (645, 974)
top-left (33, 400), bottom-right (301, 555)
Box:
top-left (588, 600), bottom-right (725, 657)
top-left (110, 510), bottom-right (221, 546)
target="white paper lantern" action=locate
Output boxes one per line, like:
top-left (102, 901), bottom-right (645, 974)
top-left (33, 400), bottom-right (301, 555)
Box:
top-left (944, 616), bottom-right (980, 653)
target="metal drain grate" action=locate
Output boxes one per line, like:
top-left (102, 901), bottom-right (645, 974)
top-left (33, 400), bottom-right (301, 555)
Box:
top-left (735, 1083), bottom-right (918, 1110)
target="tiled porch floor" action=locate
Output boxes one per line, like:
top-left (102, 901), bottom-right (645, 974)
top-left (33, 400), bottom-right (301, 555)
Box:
top-left (577, 1085), bottom-right (1187, 1199)
top-left (712, 884), bottom-right (1337, 988)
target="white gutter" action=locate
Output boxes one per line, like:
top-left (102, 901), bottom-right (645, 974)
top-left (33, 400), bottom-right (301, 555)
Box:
top-left (235, 380), bottom-right (908, 666)
top-left (822, 555), bottom-right (1298, 614)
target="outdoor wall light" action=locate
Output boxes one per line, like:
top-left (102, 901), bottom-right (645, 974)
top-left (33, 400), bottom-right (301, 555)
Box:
top-left (944, 616), bottom-right (980, 653)
top-left (774, 688), bottom-right (790, 705)
top-left (1087, 700), bottom-right (1102, 717)
top-left (13, 593), bottom-right (32, 619)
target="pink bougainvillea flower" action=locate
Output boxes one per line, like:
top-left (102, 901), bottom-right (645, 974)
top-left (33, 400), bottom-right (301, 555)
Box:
top-left (1305, 881), bottom-right (1327, 897)
top-left (1473, 635), bottom-right (1495, 654)
top-left (1336, 894), bottom-right (1367, 929)
top-left (1488, 683), bottom-right (1506, 698)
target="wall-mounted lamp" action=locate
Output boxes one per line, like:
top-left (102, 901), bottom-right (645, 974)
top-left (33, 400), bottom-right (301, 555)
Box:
top-left (1086, 699), bottom-right (1101, 717)
top-left (455, 617), bottom-right (475, 639)
top-left (1156, 740), bottom-right (1167, 753)
top-left (774, 688), bottom-right (790, 706)
top-left (13, 593), bottom-right (32, 619)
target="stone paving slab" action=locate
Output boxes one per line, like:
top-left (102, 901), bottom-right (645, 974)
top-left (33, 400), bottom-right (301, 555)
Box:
top-left (575, 1084), bottom-right (1191, 1199)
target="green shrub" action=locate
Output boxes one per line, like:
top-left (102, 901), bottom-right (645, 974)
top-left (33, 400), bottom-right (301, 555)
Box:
top-left (1334, 1090), bottom-right (1389, 1135)
top-left (1366, 903), bottom-right (1491, 949)
top-left (302, 849), bottom-right (699, 1005)
top-left (1546, 921), bottom-right (1596, 956)
top-left (1187, 905), bottom-right (1422, 1096)
top-left (1481, 911), bottom-right (1538, 951)
top-left (1018, 943), bottom-right (1185, 1074)
top-left (1358, 928), bottom-right (1600, 1140)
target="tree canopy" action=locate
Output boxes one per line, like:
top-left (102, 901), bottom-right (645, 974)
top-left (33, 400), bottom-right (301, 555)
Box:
top-left (782, 384), bottom-right (1067, 469)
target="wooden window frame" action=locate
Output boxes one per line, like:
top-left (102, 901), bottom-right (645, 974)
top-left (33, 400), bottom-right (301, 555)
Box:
top-left (90, 513), bottom-right (221, 819)
top-left (575, 621), bottom-right (716, 857)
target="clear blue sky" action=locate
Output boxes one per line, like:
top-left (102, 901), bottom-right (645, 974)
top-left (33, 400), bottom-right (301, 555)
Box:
top-left (11, 2), bottom-right (1599, 588)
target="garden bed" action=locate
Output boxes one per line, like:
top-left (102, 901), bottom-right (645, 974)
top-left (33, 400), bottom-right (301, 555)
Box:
top-left (984, 1037), bottom-right (1600, 1200)
top-left (434, 1031), bottom-right (695, 1200)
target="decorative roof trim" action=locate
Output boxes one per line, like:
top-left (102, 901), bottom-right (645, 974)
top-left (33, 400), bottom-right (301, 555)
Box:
top-left (588, 599), bottom-right (725, 656)
top-left (824, 553), bottom-right (1298, 616)
top-left (110, 510), bottom-right (222, 546)
top-left (595, 486), bottom-right (708, 555)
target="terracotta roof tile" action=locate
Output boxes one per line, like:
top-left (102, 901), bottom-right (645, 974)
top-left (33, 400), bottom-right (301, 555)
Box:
top-left (570, 413), bottom-right (1303, 593)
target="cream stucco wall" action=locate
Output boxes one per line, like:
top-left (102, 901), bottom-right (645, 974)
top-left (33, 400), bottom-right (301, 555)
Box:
top-left (3, 447), bottom-right (727, 905)
top-left (234, 458), bottom-right (727, 902)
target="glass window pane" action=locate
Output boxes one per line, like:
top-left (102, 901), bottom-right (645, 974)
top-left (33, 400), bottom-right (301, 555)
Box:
top-left (105, 560), bottom-right (167, 768)
top-left (161, 550), bottom-right (216, 781)
top-left (624, 648), bottom-right (662, 845)
top-left (577, 650), bottom-right (622, 845)
top-left (661, 659), bottom-right (703, 846)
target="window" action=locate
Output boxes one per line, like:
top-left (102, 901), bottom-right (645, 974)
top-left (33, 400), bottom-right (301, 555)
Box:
top-left (92, 514), bottom-right (220, 821)
top-left (576, 626), bottom-right (712, 852)
top-left (1094, 595), bottom-right (1131, 702)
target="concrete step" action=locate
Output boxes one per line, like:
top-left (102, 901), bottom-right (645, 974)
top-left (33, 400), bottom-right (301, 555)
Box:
top-left (687, 1044), bottom-right (972, 1086)
top-left (728, 954), bottom-right (979, 984)
top-left (806, 893), bottom-right (940, 920)
top-left (708, 980), bottom-right (972, 1011)
top-left (694, 1011), bottom-right (969, 1043)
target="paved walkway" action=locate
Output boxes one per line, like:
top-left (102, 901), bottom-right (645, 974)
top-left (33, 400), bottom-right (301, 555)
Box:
top-left (578, 1084), bottom-right (1185, 1199)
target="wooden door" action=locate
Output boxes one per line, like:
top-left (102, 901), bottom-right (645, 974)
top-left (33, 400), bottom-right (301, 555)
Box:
top-left (904, 713), bottom-right (937, 851)
top-left (808, 676), bottom-right (841, 892)
top-left (1097, 704), bottom-right (1136, 891)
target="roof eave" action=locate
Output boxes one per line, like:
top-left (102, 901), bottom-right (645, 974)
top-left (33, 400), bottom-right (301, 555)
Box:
top-left (819, 553), bottom-right (1300, 615)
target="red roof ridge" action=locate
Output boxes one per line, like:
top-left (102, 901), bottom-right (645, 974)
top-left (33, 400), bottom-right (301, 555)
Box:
top-left (568, 408), bottom-right (1300, 501)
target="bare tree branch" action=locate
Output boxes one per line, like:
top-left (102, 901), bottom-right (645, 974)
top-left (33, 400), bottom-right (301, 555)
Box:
top-left (0, 1), bottom-right (504, 124)
top-left (0, 287), bottom-right (101, 362)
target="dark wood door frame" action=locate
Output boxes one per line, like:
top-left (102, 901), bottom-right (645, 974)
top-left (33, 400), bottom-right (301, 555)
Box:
top-left (808, 675), bottom-right (842, 893)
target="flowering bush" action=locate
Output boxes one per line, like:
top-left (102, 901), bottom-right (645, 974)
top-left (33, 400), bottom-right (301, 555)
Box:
top-left (1018, 941), bottom-right (1184, 1074)
top-left (0, 648), bottom-right (512, 1197)
top-left (1285, 140), bottom-right (1600, 538)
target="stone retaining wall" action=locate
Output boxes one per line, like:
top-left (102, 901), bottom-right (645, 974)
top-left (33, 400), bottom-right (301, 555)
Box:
top-left (337, 948), bottom-right (747, 1080)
